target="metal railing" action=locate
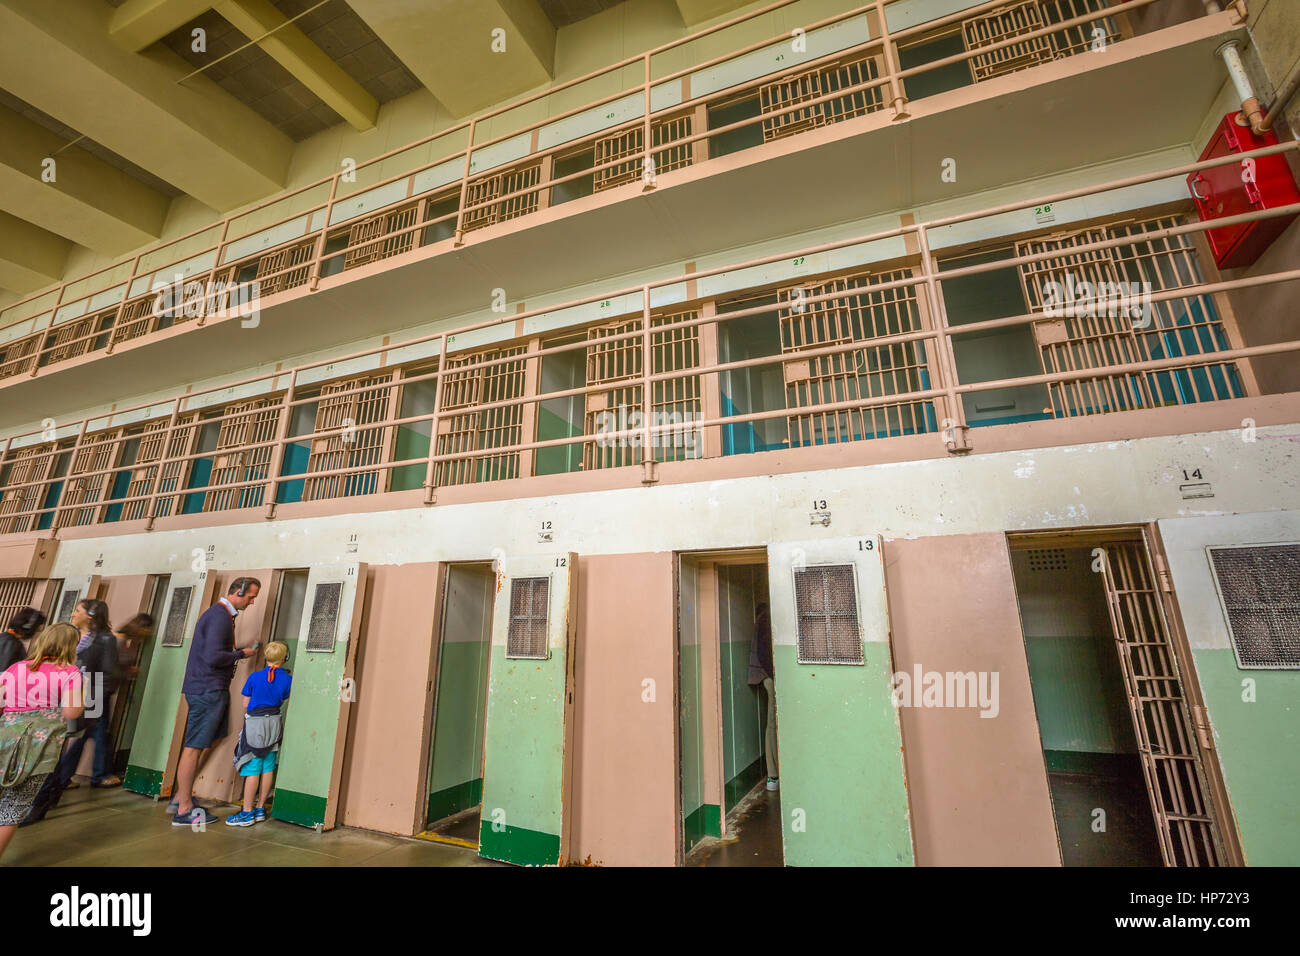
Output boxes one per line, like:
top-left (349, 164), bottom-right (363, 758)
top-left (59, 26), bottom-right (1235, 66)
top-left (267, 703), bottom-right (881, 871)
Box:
top-left (0, 0), bottom-right (1212, 384)
top-left (1, 143), bottom-right (1296, 535)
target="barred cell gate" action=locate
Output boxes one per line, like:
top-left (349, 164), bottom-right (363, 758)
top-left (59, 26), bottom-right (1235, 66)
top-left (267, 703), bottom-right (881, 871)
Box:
top-left (758, 54), bottom-right (884, 142)
top-left (342, 204), bottom-right (420, 269)
top-left (962, 0), bottom-right (1123, 83)
top-left (462, 163), bottom-right (542, 234)
top-left (303, 373), bottom-right (397, 500)
top-left (434, 347), bottom-right (527, 486)
top-left (1098, 539), bottom-right (1229, 866)
top-left (205, 400), bottom-right (281, 512)
top-left (0, 443), bottom-right (57, 534)
top-left (1017, 218), bottom-right (1249, 418)
top-left (60, 432), bottom-right (118, 528)
top-left (0, 578), bottom-right (38, 626)
top-left (778, 269), bottom-right (935, 447)
top-left (583, 311), bottom-right (703, 470)
top-left (593, 114), bottom-right (695, 191)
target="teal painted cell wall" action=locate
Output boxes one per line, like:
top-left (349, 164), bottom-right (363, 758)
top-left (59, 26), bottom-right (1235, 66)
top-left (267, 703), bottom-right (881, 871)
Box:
top-left (717, 564), bottom-right (764, 806)
top-left (679, 641), bottom-right (705, 851)
top-left (535, 405), bottom-right (584, 476)
top-left (774, 642), bottom-right (914, 866)
top-left (1023, 634), bottom-right (1135, 754)
top-left (392, 378), bottom-right (437, 491)
top-left (1194, 647), bottom-right (1300, 865)
top-left (275, 443), bottom-right (309, 504)
top-left (480, 644), bottom-right (568, 862)
top-left (1013, 547), bottom-right (1133, 755)
top-left (428, 640), bottom-right (491, 820)
top-left (720, 642), bottom-right (761, 787)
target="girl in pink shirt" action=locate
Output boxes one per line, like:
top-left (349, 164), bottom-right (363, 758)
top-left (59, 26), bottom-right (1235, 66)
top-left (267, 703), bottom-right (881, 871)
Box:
top-left (0, 623), bottom-right (84, 858)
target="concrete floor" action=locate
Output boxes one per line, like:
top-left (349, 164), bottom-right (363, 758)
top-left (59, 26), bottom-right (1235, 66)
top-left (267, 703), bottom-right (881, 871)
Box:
top-left (3, 784), bottom-right (500, 867)
top-left (691, 786), bottom-right (784, 867)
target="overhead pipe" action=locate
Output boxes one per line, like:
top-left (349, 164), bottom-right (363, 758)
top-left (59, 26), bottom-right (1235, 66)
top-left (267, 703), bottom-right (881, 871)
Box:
top-left (1262, 61), bottom-right (1300, 132)
top-left (1217, 40), bottom-right (1267, 134)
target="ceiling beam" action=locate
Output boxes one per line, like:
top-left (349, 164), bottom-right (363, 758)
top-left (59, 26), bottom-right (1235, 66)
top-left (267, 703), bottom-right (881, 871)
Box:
top-left (0, 211), bottom-right (73, 295)
top-left (349, 0), bottom-right (556, 118)
top-left (109, 0), bottom-right (213, 51)
top-left (0, 105), bottom-right (169, 254)
top-left (214, 0), bottom-right (379, 131)
top-left (0, 0), bottom-right (292, 212)
top-left (673, 0), bottom-right (760, 28)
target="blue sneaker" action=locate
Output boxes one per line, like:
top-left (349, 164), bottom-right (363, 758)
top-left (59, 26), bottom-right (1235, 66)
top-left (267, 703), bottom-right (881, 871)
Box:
top-left (225, 810), bottom-right (256, 827)
top-left (172, 807), bottom-right (218, 827)
top-left (166, 797), bottom-right (206, 814)
top-left (253, 807), bottom-right (266, 823)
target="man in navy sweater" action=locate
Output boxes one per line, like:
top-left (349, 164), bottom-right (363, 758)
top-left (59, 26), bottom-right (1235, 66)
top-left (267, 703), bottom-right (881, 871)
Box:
top-left (172, 577), bottom-right (260, 827)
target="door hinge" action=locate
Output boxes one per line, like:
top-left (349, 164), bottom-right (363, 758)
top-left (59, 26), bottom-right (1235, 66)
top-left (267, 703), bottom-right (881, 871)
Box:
top-left (1191, 703), bottom-right (1214, 750)
top-left (1152, 553), bottom-right (1174, 593)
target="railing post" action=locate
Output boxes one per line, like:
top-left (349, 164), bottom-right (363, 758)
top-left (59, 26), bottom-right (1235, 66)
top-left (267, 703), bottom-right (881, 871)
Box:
top-left (105, 253), bottom-right (143, 355)
top-left (198, 218), bottom-right (234, 327)
top-left (642, 52), bottom-right (656, 192)
top-left (144, 398), bottom-right (183, 531)
top-left (52, 418), bottom-right (89, 531)
top-left (31, 282), bottom-right (70, 378)
top-left (423, 333), bottom-right (450, 504)
top-left (262, 370), bottom-right (298, 519)
top-left (640, 286), bottom-right (657, 484)
top-left (454, 121), bottom-right (477, 247)
top-left (873, 0), bottom-right (909, 120)
top-left (915, 224), bottom-right (970, 453)
top-left (310, 176), bottom-right (340, 292)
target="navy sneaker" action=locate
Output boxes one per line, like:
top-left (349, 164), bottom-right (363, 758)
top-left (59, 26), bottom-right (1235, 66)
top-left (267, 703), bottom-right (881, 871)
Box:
top-left (253, 807), bottom-right (266, 823)
top-left (226, 810), bottom-right (256, 827)
top-left (166, 797), bottom-right (206, 814)
top-left (172, 807), bottom-right (218, 827)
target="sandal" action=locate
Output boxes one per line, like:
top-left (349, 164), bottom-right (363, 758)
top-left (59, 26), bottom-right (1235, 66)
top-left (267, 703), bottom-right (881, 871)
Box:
top-left (65, 780), bottom-right (81, 790)
top-left (91, 776), bottom-right (123, 788)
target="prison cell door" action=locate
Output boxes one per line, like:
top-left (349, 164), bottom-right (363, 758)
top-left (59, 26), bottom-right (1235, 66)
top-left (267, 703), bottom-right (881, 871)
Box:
top-left (112, 574), bottom-right (171, 772)
top-left (272, 562), bottom-right (368, 830)
top-left (188, 570), bottom-right (277, 804)
top-left (1099, 541), bottom-right (1229, 866)
top-left (51, 575), bottom-right (102, 623)
top-left (478, 553), bottom-right (578, 866)
top-left (766, 536), bottom-right (913, 866)
top-left (424, 564), bottom-right (494, 840)
top-left (124, 569), bottom-right (220, 796)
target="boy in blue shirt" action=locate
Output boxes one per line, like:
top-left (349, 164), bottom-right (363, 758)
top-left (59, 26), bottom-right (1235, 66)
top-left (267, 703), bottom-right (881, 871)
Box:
top-left (226, 641), bottom-right (292, 826)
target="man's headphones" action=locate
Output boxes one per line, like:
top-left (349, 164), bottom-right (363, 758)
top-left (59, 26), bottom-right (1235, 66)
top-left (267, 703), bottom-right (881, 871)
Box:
top-left (233, 578), bottom-right (253, 597)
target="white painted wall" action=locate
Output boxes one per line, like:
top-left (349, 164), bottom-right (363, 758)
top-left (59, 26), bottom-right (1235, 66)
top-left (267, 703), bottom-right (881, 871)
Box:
top-left (50, 423), bottom-right (1300, 583)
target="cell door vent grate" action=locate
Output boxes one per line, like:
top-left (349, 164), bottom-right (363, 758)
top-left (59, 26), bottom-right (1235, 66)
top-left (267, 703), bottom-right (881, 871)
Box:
top-left (507, 576), bottom-right (550, 659)
top-left (161, 586), bottom-right (193, 647)
top-left (1026, 548), bottom-right (1069, 572)
top-left (56, 589), bottom-right (81, 624)
top-left (793, 564), bottom-right (863, 664)
top-left (1208, 544), bottom-right (1300, 669)
top-left (306, 582), bottom-right (343, 653)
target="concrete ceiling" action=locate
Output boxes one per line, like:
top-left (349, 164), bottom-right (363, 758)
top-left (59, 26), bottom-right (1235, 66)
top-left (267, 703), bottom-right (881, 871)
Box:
top-left (0, 0), bottom-right (654, 298)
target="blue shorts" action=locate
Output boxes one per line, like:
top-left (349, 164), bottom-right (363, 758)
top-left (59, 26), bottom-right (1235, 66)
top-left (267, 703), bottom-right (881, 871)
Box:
top-left (239, 751), bottom-right (278, 777)
top-left (182, 691), bottom-right (229, 749)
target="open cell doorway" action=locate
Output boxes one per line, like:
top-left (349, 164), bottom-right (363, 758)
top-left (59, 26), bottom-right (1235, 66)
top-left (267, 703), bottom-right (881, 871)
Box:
top-left (1008, 530), bottom-right (1238, 866)
top-left (421, 563), bottom-right (494, 848)
top-left (677, 550), bottom-right (782, 866)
